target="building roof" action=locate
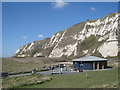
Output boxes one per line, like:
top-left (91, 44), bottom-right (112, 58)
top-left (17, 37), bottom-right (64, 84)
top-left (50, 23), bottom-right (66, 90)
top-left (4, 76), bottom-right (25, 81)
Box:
top-left (72, 55), bottom-right (108, 62)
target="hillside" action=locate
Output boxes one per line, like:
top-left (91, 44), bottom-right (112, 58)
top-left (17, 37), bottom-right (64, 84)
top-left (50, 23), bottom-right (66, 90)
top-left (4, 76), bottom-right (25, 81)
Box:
top-left (14, 12), bottom-right (120, 58)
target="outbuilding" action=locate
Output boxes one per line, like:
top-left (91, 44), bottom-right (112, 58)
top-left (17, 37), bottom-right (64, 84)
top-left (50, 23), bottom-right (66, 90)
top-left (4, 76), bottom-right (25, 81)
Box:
top-left (72, 55), bottom-right (108, 70)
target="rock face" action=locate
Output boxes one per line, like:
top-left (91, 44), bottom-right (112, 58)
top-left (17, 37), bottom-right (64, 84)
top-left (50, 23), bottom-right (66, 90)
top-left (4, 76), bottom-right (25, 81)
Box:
top-left (14, 12), bottom-right (120, 58)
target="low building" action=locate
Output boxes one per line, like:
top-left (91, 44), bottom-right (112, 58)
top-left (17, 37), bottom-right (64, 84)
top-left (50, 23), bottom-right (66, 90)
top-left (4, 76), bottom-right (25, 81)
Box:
top-left (72, 55), bottom-right (108, 70)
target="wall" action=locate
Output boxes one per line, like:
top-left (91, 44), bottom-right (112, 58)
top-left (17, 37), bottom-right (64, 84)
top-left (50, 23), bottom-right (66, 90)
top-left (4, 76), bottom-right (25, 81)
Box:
top-left (73, 61), bottom-right (93, 70)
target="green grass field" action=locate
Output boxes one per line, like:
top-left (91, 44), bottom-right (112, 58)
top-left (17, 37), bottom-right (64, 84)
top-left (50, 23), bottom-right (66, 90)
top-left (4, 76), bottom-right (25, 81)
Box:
top-left (20, 68), bottom-right (118, 88)
top-left (2, 74), bottom-right (52, 88)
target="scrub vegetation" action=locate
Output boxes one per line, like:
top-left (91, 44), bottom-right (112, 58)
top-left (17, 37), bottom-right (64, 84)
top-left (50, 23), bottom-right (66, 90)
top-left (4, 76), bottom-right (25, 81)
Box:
top-left (81, 35), bottom-right (96, 49)
top-left (2, 58), bottom-right (43, 73)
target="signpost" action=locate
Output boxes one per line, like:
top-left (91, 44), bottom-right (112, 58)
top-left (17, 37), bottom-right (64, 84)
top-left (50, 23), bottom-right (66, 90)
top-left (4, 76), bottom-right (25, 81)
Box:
top-left (85, 67), bottom-right (88, 78)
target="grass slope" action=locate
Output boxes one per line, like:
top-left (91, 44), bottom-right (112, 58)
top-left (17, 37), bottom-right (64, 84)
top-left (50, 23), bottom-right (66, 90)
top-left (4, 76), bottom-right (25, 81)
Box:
top-left (2, 57), bottom-right (69, 73)
top-left (21, 68), bottom-right (118, 88)
top-left (2, 58), bottom-right (43, 73)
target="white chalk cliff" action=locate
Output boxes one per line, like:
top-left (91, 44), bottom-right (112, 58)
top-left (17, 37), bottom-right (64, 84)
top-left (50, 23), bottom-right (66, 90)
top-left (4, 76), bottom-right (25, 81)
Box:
top-left (14, 12), bottom-right (120, 58)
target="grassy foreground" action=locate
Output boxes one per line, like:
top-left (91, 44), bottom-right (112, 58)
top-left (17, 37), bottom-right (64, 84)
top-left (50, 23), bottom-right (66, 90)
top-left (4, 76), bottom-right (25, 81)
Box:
top-left (2, 74), bottom-right (52, 88)
top-left (21, 68), bottom-right (118, 88)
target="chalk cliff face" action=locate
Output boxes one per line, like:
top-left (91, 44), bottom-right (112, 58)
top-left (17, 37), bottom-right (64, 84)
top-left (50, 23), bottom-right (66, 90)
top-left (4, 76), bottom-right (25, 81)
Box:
top-left (14, 12), bottom-right (120, 58)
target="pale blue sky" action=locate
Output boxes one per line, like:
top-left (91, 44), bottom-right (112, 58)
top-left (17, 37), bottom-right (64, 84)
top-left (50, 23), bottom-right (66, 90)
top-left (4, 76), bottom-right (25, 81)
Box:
top-left (2, 2), bottom-right (118, 57)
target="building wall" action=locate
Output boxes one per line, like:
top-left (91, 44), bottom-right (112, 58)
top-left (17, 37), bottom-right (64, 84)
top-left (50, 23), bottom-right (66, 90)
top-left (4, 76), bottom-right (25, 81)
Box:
top-left (73, 61), bottom-right (107, 70)
top-left (73, 61), bottom-right (93, 70)
top-left (82, 62), bottom-right (93, 70)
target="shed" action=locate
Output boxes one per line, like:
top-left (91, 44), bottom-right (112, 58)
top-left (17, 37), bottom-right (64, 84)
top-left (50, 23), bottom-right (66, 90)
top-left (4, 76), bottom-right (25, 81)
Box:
top-left (72, 55), bottom-right (108, 70)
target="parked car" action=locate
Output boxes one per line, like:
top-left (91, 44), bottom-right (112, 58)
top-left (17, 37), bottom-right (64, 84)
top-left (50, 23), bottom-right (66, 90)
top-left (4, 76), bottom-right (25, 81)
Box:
top-left (1, 72), bottom-right (9, 78)
top-left (51, 70), bottom-right (62, 75)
